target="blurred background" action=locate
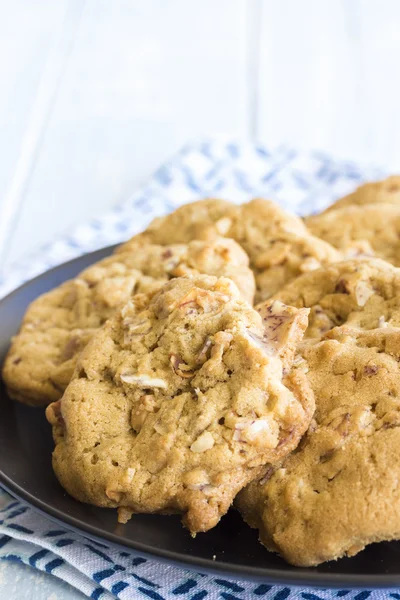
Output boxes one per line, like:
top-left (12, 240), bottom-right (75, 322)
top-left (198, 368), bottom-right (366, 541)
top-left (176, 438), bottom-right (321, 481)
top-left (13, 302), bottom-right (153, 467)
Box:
top-left (0, 0), bottom-right (399, 270)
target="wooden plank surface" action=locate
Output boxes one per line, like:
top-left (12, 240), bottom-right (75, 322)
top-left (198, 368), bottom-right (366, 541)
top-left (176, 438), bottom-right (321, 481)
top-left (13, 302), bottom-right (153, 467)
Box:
top-left (257, 0), bottom-right (363, 159)
top-left (257, 0), bottom-right (400, 167)
top-left (2, 0), bottom-right (249, 269)
top-left (0, 0), bottom-right (71, 268)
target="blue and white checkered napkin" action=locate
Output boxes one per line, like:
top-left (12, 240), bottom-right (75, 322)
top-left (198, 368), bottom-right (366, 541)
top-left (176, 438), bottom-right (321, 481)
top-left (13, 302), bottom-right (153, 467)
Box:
top-left (0, 140), bottom-right (389, 599)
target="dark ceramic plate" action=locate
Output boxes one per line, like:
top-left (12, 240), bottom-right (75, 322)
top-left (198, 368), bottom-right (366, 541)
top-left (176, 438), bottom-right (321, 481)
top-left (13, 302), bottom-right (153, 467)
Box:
top-left (0, 247), bottom-right (399, 588)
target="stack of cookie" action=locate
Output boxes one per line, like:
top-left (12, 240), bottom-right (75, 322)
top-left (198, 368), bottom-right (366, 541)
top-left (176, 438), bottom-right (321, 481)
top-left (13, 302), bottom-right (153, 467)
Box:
top-left (4, 178), bottom-right (400, 567)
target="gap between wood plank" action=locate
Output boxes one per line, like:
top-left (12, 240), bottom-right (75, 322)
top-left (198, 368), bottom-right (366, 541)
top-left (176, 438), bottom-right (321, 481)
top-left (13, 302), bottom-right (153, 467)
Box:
top-left (247, 0), bottom-right (262, 140)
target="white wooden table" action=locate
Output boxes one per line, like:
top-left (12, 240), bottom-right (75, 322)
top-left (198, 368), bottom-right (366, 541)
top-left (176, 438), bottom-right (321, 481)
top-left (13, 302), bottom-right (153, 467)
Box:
top-left (2, 0), bottom-right (400, 272)
top-left (1, 0), bottom-right (400, 597)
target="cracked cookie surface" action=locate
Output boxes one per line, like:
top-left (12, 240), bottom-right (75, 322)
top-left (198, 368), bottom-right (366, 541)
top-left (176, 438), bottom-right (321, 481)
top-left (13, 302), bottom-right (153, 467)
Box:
top-left (3, 238), bottom-right (254, 406)
top-left (268, 258), bottom-right (400, 339)
top-left (46, 275), bottom-right (314, 533)
top-left (306, 204), bottom-right (400, 267)
top-left (237, 326), bottom-right (400, 565)
top-left (210, 199), bottom-right (342, 303)
top-left (120, 198), bottom-right (341, 302)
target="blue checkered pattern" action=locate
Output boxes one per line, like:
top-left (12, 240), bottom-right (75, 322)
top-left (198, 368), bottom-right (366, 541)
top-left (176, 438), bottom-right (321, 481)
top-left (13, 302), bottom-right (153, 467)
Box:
top-left (0, 139), bottom-right (391, 598)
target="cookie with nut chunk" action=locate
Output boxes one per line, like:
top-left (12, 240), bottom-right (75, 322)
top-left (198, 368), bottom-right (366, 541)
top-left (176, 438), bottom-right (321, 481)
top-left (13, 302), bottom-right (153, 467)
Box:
top-left (268, 258), bottom-right (400, 339)
top-left (214, 199), bottom-right (342, 303)
top-left (46, 275), bottom-right (314, 533)
top-left (306, 203), bottom-right (400, 267)
top-left (237, 325), bottom-right (400, 565)
top-left (3, 238), bottom-right (255, 406)
top-left (120, 198), bottom-right (341, 302)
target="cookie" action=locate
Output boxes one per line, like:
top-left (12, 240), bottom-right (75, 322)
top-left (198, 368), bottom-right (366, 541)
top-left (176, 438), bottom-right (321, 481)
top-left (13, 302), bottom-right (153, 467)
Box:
top-left (237, 325), bottom-right (400, 565)
top-left (215, 199), bottom-right (342, 303)
top-left (3, 238), bottom-right (255, 406)
top-left (46, 275), bottom-right (314, 533)
top-left (120, 198), bottom-right (341, 302)
top-left (119, 198), bottom-right (238, 247)
top-left (118, 198), bottom-right (308, 251)
top-left (306, 203), bottom-right (400, 266)
top-left (248, 231), bottom-right (342, 303)
top-left (316, 176), bottom-right (400, 214)
top-left (268, 258), bottom-right (400, 339)
top-left (216, 197), bottom-right (309, 242)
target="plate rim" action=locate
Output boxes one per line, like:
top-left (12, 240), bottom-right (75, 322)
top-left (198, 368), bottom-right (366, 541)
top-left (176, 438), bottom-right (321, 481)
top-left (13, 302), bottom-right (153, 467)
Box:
top-left (1, 246), bottom-right (400, 588)
top-left (2, 476), bottom-right (399, 589)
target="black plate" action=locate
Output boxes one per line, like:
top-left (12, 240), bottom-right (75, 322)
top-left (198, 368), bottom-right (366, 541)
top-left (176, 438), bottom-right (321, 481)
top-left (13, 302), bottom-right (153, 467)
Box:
top-left (0, 247), bottom-right (399, 588)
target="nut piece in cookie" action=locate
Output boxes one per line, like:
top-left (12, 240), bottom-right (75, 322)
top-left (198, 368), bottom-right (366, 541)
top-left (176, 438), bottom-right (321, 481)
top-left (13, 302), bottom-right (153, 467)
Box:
top-left (306, 203), bottom-right (400, 268)
top-left (237, 326), bottom-right (400, 565)
top-left (46, 275), bottom-right (314, 533)
top-left (3, 238), bottom-right (255, 406)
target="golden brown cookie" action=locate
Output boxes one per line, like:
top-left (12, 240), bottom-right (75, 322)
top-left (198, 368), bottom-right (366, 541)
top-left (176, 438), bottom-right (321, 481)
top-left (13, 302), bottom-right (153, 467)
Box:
top-left (3, 238), bottom-right (255, 406)
top-left (120, 198), bottom-right (341, 302)
top-left (317, 176), bottom-right (400, 214)
top-left (249, 231), bottom-right (342, 303)
top-left (213, 199), bottom-right (342, 303)
top-left (268, 258), bottom-right (400, 339)
top-left (306, 203), bottom-right (400, 266)
top-left (237, 325), bottom-right (400, 565)
top-left (119, 198), bottom-right (238, 247)
top-left (118, 198), bottom-right (307, 251)
top-left (46, 275), bottom-right (314, 533)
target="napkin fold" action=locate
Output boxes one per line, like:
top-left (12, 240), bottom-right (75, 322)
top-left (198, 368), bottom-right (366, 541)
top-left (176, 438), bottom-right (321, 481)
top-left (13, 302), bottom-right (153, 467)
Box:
top-left (0, 139), bottom-right (386, 599)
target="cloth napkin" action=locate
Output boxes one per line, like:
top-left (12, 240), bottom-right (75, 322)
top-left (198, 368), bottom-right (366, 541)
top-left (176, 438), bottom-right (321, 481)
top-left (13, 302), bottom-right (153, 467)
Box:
top-left (0, 139), bottom-right (388, 599)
